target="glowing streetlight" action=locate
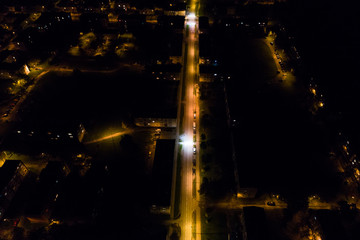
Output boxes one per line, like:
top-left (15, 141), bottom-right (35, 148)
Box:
top-left (186, 13), bottom-right (196, 20)
top-left (187, 21), bottom-right (196, 27)
top-left (180, 134), bottom-right (193, 146)
top-left (310, 88), bottom-right (316, 95)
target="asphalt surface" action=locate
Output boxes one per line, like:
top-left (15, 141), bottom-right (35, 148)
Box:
top-left (178, 2), bottom-right (201, 240)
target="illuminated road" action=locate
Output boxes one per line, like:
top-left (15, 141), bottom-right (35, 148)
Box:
top-left (0, 70), bottom-right (50, 124)
top-left (209, 200), bottom-right (333, 210)
top-left (264, 35), bottom-right (296, 88)
top-left (177, 1), bottom-right (201, 240)
top-left (83, 129), bottom-right (134, 144)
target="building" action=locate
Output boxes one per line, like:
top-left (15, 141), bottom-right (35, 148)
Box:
top-left (80, 12), bottom-right (108, 31)
top-left (149, 139), bottom-right (175, 214)
top-left (147, 64), bottom-right (181, 81)
top-left (0, 160), bottom-right (28, 219)
top-left (34, 12), bottom-right (72, 32)
top-left (163, 1), bottom-right (186, 16)
top-left (200, 65), bottom-right (224, 82)
top-left (236, 188), bottom-right (258, 198)
top-left (134, 117), bottom-right (177, 128)
top-left (57, 0), bottom-right (78, 13)
top-left (39, 161), bottom-right (70, 187)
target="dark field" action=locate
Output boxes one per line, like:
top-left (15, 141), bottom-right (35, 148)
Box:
top-left (225, 37), bottom-right (341, 200)
top-left (18, 70), bottom-right (178, 129)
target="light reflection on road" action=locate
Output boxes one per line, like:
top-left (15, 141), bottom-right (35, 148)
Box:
top-left (180, 4), bottom-right (200, 240)
top-left (84, 129), bottom-right (133, 144)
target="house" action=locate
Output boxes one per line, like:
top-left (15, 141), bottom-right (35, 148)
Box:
top-left (147, 64), bottom-right (181, 81)
top-left (134, 117), bottom-right (177, 128)
top-left (200, 65), bottom-right (221, 82)
top-left (150, 139), bottom-right (175, 214)
top-left (34, 12), bottom-right (72, 31)
top-left (0, 160), bottom-right (28, 219)
top-left (80, 13), bottom-right (108, 31)
top-left (39, 161), bottom-right (70, 187)
top-left (57, 0), bottom-right (78, 13)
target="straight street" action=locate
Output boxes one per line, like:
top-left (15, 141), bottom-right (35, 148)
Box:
top-left (175, 1), bottom-right (201, 240)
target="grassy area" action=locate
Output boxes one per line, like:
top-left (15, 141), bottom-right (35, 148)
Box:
top-left (226, 36), bottom-right (340, 200)
top-left (247, 39), bottom-right (278, 79)
top-left (265, 209), bottom-right (289, 240)
top-left (198, 82), bottom-right (234, 200)
top-left (201, 208), bottom-right (228, 240)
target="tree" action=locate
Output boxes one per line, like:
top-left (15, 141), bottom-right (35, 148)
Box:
top-left (201, 153), bottom-right (212, 164)
top-left (200, 133), bottom-right (206, 141)
top-left (170, 231), bottom-right (180, 240)
top-left (199, 177), bottom-right (209, 195)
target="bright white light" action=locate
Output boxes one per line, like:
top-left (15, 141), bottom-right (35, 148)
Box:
top-left (180, 134), bottom-right (193, 146)
top-left (187, 21), bottom-right (196, 27)
top-left (187, 13), bottom-right (196, 20)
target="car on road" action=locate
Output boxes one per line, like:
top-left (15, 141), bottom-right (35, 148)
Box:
top-left (193, 145), bottom-right (196, 154)
top-left (267, 201), bottom-right (276, 206)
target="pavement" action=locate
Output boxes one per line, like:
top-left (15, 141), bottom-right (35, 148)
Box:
top-left (173, 1), bottom-right (202, 240)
